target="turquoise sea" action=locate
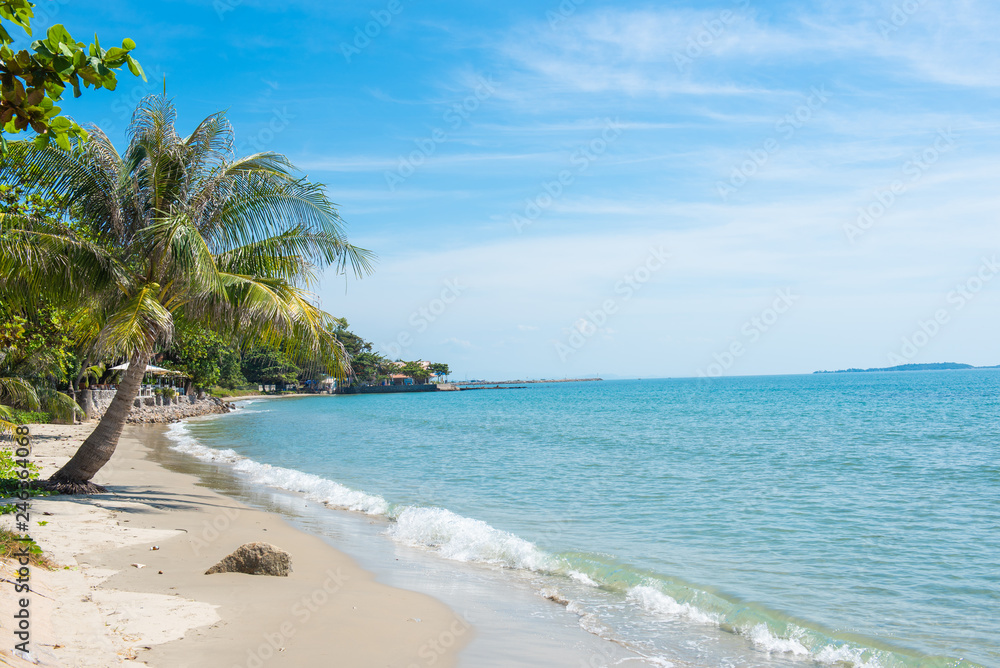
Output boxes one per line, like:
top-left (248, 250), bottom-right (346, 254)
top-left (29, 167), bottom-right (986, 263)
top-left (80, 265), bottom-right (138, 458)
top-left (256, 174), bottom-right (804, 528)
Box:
top-left (167, 371), bottom-right (999, 667)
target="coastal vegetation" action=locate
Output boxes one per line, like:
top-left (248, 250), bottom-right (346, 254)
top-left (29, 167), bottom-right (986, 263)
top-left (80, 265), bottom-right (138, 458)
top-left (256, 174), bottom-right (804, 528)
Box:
top-left (0, 302), bottom-right (80, 431)
top-left (0, 5), bottom-right (448, 491)
top-left (0, 0), bottom-right (143, 152)
top-left (0, 528), bottom-right (50, 568)
top-left (1, 95), bottom-right (373, 492)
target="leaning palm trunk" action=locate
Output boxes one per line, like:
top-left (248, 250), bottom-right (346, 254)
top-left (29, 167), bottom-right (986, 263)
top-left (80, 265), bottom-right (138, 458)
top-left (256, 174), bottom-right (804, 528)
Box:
top-left (0, 96), bottom-right (372, 492)
top-left (46, 351), bottom-right (150, 493)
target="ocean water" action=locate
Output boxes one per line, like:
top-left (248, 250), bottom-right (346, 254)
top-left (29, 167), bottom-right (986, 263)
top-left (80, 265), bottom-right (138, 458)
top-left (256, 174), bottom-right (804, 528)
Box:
top-left (166, 371), bottom-right (1000, 668)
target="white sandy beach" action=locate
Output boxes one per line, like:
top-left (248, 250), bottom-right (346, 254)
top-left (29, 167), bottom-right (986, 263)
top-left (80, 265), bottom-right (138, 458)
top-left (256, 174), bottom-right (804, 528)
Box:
top-left (0, 423), bottom-right (469, 667)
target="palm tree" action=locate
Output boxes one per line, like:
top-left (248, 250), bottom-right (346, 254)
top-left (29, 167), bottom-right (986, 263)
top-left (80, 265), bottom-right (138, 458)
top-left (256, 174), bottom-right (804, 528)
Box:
top-left (0, 97), bottom-right (372, 492)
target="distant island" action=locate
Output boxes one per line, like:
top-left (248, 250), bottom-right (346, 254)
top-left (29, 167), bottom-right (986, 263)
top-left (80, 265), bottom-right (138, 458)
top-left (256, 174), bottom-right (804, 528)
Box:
top-left (814, 363), bottom-right (999, 374)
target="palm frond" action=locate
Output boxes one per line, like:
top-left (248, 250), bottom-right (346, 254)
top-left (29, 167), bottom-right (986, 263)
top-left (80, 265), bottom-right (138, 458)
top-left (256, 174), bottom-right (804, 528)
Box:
top-left (2, 95), bottom-right (368, 384)
top-left (97, 284), bottom-right (174, 357)
top-left (0, 376), bottom-right (41, 411)
top-left (0, 404), bottom-right (17, 436)
top-left (37, 388), bottom-right (83, 423)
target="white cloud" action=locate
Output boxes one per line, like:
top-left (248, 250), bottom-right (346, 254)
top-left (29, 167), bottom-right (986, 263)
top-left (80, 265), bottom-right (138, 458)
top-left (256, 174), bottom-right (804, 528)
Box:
top-left (489, 1), bottom-right (1000, 102)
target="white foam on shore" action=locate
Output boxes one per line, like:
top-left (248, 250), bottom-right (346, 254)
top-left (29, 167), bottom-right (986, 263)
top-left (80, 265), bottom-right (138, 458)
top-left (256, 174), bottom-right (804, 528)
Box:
top-left (388, 506), bottom-right (555, 571)
top-left (742, 623), bottom-right (810, 656)
top-left (231, 459), bottom-right (389, 515)
top-left (166, 423), bottom-right (242, 463)
top-left (814, 644), bottom-right (884, 668)
top-left (567, 600), bottom-right (614, 638)
top-left (568, 570), bottom-right (599, 587)
top-left (165, 423), bottom-right (389, 515)
top-left (164, 422), bottom-right (896, 668)
top-left (627, 586), bottom-right (720, 626)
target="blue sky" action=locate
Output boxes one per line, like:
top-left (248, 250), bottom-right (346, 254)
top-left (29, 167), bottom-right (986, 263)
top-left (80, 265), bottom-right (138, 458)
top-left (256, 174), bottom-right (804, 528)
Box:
top-left (24, 0), bottom-right (1000, 379)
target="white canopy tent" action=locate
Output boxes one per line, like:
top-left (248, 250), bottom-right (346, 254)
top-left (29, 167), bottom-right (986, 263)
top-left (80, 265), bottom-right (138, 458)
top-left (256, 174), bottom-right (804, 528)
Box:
top-left (109, 363), bottom-right (187, 377)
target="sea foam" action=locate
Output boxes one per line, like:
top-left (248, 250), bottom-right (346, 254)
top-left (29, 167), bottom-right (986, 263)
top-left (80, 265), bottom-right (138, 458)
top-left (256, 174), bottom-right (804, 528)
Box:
top-left (164, 421), bottom-right (898, 668)
top-left (166, 423), bottom-right (388, 515)
top-left (166, 422), bottom-right (242, 463)
top-left (388, 506), bottom-right (555, 571)
top-left (742, 623), bottom-right (810, 656)
top-left (627, 585), bottom-right (721, 626)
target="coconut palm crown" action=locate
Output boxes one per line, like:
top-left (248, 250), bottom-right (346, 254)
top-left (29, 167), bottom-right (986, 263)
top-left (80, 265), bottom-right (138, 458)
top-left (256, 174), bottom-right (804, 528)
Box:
top-left (0, 96), bottom-right (373, 492)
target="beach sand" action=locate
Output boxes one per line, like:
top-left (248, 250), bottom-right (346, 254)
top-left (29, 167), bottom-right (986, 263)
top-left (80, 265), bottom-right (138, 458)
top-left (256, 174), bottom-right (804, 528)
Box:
top-left (0, 423), bottom-right (469, 667)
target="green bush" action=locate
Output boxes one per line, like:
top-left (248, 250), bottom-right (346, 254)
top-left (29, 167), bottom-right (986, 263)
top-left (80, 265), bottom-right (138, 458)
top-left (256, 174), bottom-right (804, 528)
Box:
top-left (0, 529), bottom-right (51, 568)
top-left (208, 386), bottom-right (259, 398)
top-left (0, 447), bottom-right (42, 498)
top-left (7, 409), bottom-right (52, 425)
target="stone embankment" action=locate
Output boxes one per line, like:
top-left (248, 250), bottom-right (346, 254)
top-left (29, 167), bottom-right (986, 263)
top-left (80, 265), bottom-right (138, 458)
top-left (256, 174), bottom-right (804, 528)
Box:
top-left (79, 388), bottom-right (233, 424)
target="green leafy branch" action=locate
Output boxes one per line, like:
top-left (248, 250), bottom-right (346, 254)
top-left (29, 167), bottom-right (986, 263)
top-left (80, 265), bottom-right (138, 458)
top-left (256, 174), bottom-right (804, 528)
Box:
top-left (0, 0), bottom-right (145, 152)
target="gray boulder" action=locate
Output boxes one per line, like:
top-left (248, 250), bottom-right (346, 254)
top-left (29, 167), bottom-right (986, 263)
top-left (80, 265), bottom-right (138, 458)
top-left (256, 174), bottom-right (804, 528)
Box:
top-left (205, 542), bottom-right (291, 576)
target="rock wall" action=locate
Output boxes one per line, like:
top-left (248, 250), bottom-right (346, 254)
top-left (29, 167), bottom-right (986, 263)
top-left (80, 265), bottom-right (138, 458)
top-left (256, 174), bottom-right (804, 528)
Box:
top-left (80, 389), bottom-right (232, 424)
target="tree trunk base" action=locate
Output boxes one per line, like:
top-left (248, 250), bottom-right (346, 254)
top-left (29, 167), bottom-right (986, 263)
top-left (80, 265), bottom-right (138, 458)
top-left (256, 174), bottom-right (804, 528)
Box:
top-left (40, 479), bottom-right (108, 495)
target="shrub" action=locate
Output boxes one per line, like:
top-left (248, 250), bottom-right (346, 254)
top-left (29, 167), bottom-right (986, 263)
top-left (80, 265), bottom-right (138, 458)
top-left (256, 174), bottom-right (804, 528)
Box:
top-left (208, 386), bottom-right (258, 398)
top-left (0, 448), bottom-right (53, 525)
top-left (7, 410), bottom-right (51, 425)
top-left (0, 529), bottom-right (52, 569)
top-left (0, 447), bottom-right (41, 497)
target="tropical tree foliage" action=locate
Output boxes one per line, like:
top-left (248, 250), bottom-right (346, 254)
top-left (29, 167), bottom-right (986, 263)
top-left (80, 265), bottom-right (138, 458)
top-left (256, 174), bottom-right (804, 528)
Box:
top-left (428, 362), bottom-right (450, 379)
top-left (0, 0), bottom-right (144, 151)
top-left (350, 350), bottom-right (395, 383)
top-left (0, 96), bottom-right (373, 490)
top-left (241, 345), bottom-right (300, 387)
top-left (0, 304), bottom-right (79, 431)
top-left (331, 317), bottom-right (371, 358)
top-left (161, 321), bottom-right (245, 390)
top-left (400, 361), bottom-right (432, 384)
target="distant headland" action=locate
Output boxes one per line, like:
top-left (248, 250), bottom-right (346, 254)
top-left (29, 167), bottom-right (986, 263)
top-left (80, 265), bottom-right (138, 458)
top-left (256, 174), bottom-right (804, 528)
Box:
top-left (814, 363), bottom-right (1000, 374)
top-left (455, 378), bottom-right (602, 386)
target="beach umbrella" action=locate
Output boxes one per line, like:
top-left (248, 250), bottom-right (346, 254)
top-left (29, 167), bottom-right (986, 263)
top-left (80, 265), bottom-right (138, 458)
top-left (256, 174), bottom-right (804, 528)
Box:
top-left (108, 363), bottom-right (187, 377)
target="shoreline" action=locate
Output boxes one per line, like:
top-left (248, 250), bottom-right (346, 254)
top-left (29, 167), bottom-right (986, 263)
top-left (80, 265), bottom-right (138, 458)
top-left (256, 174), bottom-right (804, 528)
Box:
top-left (153, 415), bottom-right (648, 667)
top-left (170, 386), bottom-right (977, 668)
top-left (0, 423), bottom-right (469, 667)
